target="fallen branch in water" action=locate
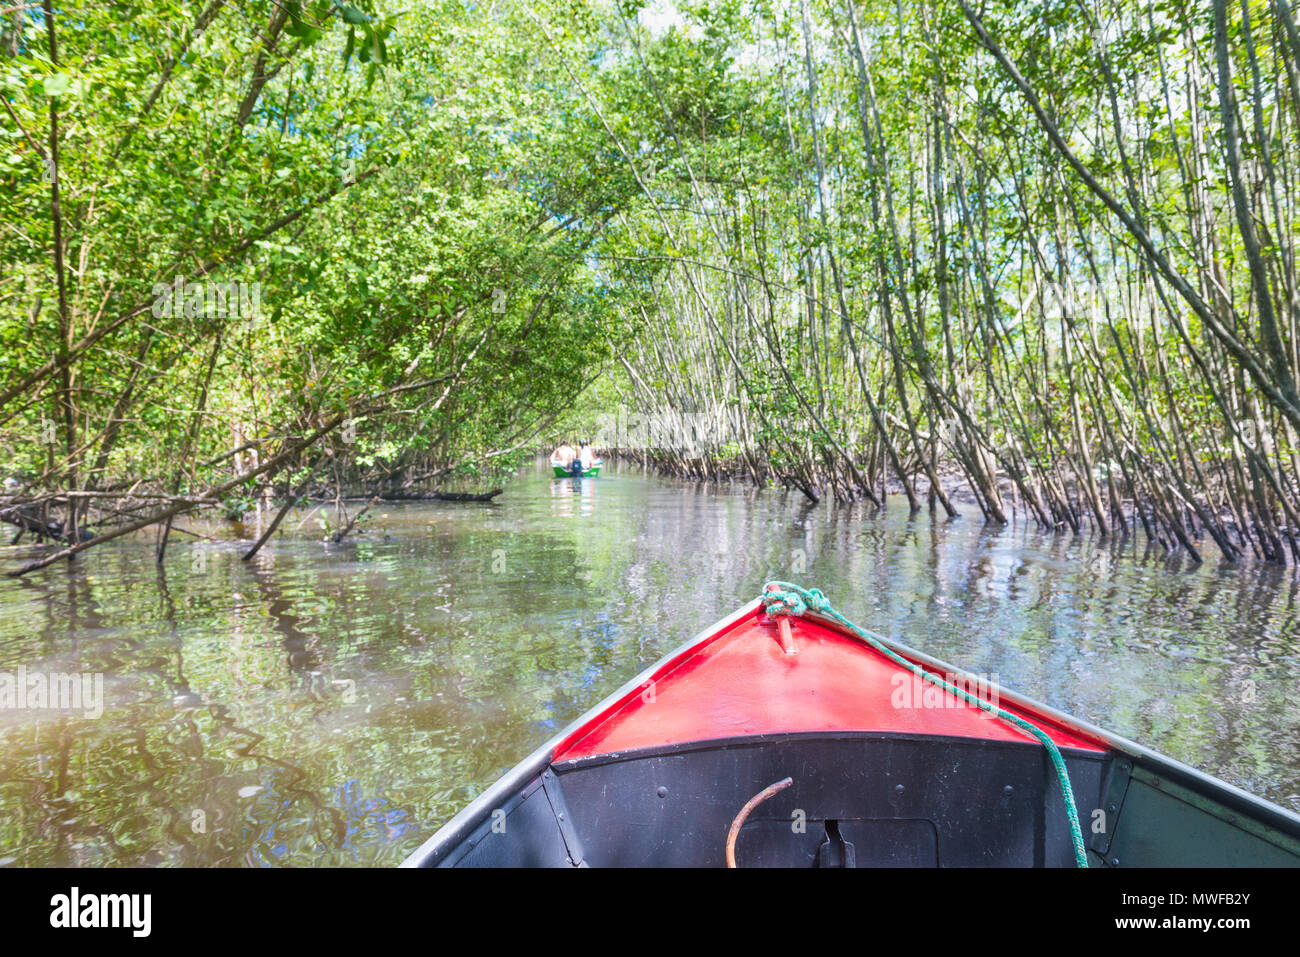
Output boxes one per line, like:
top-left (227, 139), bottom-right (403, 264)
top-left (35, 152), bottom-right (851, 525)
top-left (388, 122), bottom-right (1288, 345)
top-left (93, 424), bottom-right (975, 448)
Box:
top-left (378, 488), bottom-right (503, 502)
top-left (4, 414), bottom-right (348, 577)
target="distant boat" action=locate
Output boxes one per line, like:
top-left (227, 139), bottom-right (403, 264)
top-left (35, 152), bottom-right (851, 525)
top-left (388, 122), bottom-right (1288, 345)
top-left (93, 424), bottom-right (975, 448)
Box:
top-left (401, 584), bottom-right (1300, 867)
top-left (552, 460), bottom-right (601, 478)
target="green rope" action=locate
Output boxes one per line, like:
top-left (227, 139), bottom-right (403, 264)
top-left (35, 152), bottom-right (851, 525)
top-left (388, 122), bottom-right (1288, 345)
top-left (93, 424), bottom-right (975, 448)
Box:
top-left (760, 581), bottom-right (1090, 868)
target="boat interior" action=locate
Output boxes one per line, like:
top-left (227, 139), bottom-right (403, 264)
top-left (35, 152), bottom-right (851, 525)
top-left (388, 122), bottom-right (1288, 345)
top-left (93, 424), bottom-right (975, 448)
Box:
top-left (417, 732), bottom-right (1300, 867)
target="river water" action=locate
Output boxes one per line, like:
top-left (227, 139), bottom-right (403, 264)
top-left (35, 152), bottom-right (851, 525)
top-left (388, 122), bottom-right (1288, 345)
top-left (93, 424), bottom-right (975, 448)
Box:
top-left (1, 458), bottom-right (1297, 866)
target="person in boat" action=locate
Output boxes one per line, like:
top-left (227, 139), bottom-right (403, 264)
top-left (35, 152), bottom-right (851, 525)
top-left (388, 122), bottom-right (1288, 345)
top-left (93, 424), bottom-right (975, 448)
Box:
top-left (578, 441), bottom-right (596, 471)
top-left (567, 440), bottom-right (586, 477)
top-left (551, 440), bottom-right (577, 470)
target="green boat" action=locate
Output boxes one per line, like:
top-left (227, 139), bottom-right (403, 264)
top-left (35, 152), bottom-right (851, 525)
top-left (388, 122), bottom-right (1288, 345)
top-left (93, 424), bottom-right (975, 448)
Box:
top-left (553, 461), bottom-right (601, 478)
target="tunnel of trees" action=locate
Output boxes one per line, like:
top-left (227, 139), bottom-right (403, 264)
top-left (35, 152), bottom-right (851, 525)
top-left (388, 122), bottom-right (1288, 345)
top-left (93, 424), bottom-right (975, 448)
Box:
top-left (3, 0), bottom-right (1300, 571)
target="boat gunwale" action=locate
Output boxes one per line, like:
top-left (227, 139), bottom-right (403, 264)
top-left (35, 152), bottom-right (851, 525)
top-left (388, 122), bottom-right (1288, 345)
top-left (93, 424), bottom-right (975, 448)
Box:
top-left (399, 594), bottom-right (1300, 867)
top-left (551, 727), bottom-right (1111, 772)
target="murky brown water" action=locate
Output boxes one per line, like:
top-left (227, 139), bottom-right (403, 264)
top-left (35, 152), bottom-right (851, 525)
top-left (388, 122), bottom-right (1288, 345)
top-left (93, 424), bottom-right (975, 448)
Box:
top-left (1, 458), bottom-right (1298, 866)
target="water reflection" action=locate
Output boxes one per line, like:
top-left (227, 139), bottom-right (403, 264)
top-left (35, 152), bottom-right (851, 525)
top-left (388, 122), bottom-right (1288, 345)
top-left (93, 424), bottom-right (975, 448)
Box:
top-left (548, 474), bottom-right (598, 517)
top-left (1, 458), bottom-right (1298, 866)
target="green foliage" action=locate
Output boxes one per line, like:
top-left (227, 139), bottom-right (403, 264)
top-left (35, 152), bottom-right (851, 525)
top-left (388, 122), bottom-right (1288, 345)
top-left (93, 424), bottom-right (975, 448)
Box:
top-left (0, 0), bottom-right (637, 504)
